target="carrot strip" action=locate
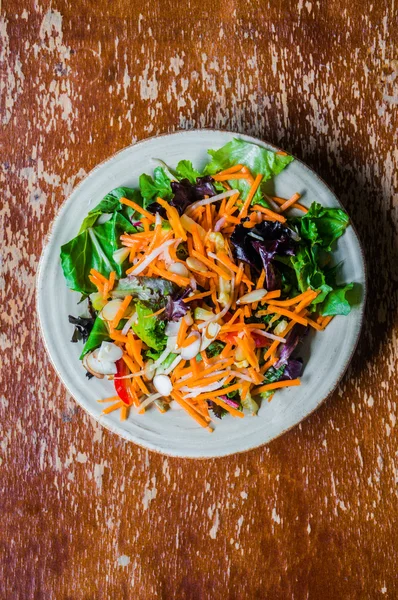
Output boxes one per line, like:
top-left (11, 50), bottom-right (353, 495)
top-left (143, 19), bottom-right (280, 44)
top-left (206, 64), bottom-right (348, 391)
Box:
top-left (102, 401), bottom-right (124, 414)
top-left (220, 342), bottom-right (233, 359)
top-left (177, 319), bottom-right (188, 348)
top-left (262, 306), bottom-right (308, 326)
top-left (171, 391), bottom-right (212, 430)
top-left (191, 250), bottom-right (231, 280)
top-left (111, 295), bottom-right (132, 329)
top-left (109, 330), bottom-right (129, 344)
top-left (279, 192), bottom-right (302, 212)
top-left (239, 173), bottom-right (263, 220)
top-left (193, 382), bottom-right (242, 401)
top-left (120, 405), bottom-right (129, 421)
top-left (144, 307), bottom-right (166, 318)
top-left (264, 290), bottom-right (314, 307)
top-left (120, 198), bottom-right (156, 222)
top-left (212, 396), bottom-right (244, 418)
top-left (122, 353), bottom-right (140, 374)
top-left (294, 292), bottom-right (319, 313)
top-left (151, 264), bottom-right (191, 288)
top-left (183, 290), bottom-right (213, 303)
top-left (180, 334), bottom-right (198, 348)
top-left (216, 164), bottom-right (244, 177)
top-left (321, 316), bottom-right (333, 329)
top-left (252, 205), bottom-right (287, 223)
top-left (90, 269), bottom-right (108, 284)
top-left (97, 395), bottom-right (120, 403)
top-left (252, 379), bottom-right (301, 395)
top-left (272, 195), bottom-right (308, 213)
top-left (108, 271), bottom-right (116, 292)
top-left (213, 173), bottom-right (252, 181)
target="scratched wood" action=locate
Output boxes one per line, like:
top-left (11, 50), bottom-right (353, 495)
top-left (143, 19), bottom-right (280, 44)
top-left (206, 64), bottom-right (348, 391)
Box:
top-left (1, 0), bottom-right (397, 598)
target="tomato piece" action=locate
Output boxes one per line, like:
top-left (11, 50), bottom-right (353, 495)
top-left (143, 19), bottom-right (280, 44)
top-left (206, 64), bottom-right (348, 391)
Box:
top-left (114, 359), bottom-right (131, 405)
top-left (251, 333), bottom-right (272, 348)
top-left (224, 332), bottom-right (238, 344)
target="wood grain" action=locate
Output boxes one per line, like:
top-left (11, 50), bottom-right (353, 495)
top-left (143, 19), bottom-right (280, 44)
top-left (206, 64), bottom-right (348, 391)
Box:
top-left (1, 0), bottom-right (397, 598)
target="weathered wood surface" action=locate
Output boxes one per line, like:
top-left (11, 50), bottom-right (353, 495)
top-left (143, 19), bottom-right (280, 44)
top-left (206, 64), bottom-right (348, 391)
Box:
top-left (1, 0), bottom-right (397, 598)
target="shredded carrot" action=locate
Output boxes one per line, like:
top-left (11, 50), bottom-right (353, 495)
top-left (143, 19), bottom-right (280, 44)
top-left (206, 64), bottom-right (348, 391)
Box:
top-left (321, 315), bottom-right (333, 329)
top-left (191, 224), bottom-right (205, 254)
top-left (183, 290), bottom-right (213, 303)
top-left (212, 396), bottom-right (244, 418)
top-left (108, 271), bottom-right (116, 292)
top-left (190, 357), bottom-right (199, 378)
top-left (194, 382), bottom-right (242, 401)
top-left (220, 342), bottom-right (233, 359)
top-left (97, 395), bottom-right (120, 403)
top-left (238, 173), bottom-right (263, 220)
top-left (216, 164), bottom-right (244, 177)
top-left (151, 264), bottom-right (191, 288)
top-left (90, 269), bottom-right (108, 285)
top-left (102, 280), bottom-right (110, 300)
top-left (109, 330), bottom-right (129, 344)
top-left (180, 334), bottom-right (198, 348)
top-left (120, 405), bottom-right (129, 421)
top-left (294, 291), bottom-right (319, 313)
top-left (120, 198), bottom-right (156, 222)
top-left (156, 198), bottom-right (187, 240)
top-left (127, 333), bottom-right (144, 367)
top-left (269, 290), bottom-right (317, 308)
top-left (177, 319), bottom-right (188, 348)
top-left (253, 379), bottom-right (301, 395)
top-left (279, 193), bottom-right (302, 212)
top-left (191, 250), bottom-right (231, 280)
top-left (122, 353), bottom-right (140, 374)
top-left (171, 391), bottom-right (212, 430)
top-left (214, 173), bottom-right (252, 181)
top-left (252, 205), bottom-right (287, 223)
top-left (272, 195), bottom-right (308, 213)
top-left (262, 306), bottom-right (308, 326)
top-left (111, 295), bottom-right (132, 329)
top-left (102, 401), bottom-right (124, 414)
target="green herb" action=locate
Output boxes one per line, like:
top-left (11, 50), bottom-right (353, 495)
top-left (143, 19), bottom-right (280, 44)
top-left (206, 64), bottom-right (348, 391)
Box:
top-left (206, 340), bottom-right (226, 358)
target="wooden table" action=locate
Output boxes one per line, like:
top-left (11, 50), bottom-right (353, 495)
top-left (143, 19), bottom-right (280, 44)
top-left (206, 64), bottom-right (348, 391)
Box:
top-left (2, 1), bottom-right (397, 598)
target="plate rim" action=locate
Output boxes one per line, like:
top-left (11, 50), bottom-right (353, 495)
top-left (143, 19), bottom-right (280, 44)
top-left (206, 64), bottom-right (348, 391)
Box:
top-left (36, 128), bottom-right (367, 458)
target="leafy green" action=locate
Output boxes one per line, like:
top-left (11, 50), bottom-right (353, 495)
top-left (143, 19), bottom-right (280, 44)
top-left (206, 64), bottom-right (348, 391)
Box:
top-left (259, 364), bottom-right (286, 401)
top-left (294, 202), bottom-right (350, 251)
top-left (132, 302), bottom-right (167, 351)
top-left (112, 275), bottom-right (176, 308)
top-left (139, 167), bottom-right (173, 205)
top-left (204, 138), bottom-right (294, 203)
top-left (291, 246), bottom-right (328, 293)
top-left (60, 212), bottom-right (137, 294)
top-left (206, 341), bottom-right (226, 358)
top-left (79, 187), bottom-right (142, 233)
top-left (320, 283), bottom-right (354, 316)
top-left (175, 160), bottom-right (201, 184)
top-left (80, 317), bottom-right (110, 359)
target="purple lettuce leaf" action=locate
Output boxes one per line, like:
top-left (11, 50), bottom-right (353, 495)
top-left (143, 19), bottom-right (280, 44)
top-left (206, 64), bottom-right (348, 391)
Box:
top-left (162, 286), bottom-right (192, 322)
top-left (148, 176), bottom-right (218, 217)
top-left (218, 394), bottom-right (240, 409)
top-left (281, 358), bottom-right (303, 380)
top-left (230, 221), bottom-right (297, 289)
top-left (274, 324), bottom-right (308, 368)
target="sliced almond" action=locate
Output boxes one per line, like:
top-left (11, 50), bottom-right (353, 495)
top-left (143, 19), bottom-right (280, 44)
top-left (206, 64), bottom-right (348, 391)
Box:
top-left (186, 257), bottom-right (208, 273)
top-left (236, 288), bottom-right (267, 305)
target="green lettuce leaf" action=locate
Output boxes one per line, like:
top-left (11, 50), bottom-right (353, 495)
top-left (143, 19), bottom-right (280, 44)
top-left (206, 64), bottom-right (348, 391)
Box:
top-left (139, 167), bottom-right (173, 205)
top-left (80, 317), bottom-right (110, 359)
top-left (259, 364), bottom-right (286, 401)
top-left (112, 275), bottom-right (176, 308)
top-left (60, 212), bottom-right (136, 294)
top-left (204, 138), bottom-right (294, 203)
top-left (319, 283), bottom-right (354, 316)
top-left (295, 202), bottom-right (350, 250)
top-left (79, 187), bottom-right (142, 233)
top-left (132, 302), bottom-right (167, 351)
top-left (175, 160), bottom-right (201, 184)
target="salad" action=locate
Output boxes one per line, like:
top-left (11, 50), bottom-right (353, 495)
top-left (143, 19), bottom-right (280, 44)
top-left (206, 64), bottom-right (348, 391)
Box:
top-left (61, 138), bottom-right (355, 431)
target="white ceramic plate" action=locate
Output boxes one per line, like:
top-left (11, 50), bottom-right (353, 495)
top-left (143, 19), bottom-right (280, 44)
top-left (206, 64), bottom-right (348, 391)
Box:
top-left (37, 130), bottom-right (366, 458)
